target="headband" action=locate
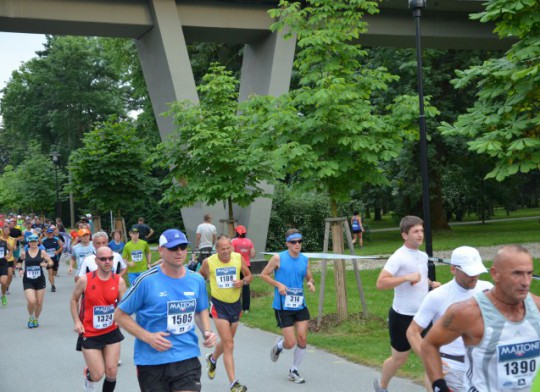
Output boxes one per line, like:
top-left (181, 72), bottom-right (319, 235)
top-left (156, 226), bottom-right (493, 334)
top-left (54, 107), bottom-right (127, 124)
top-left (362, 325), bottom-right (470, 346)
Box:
top-left (286, 233), bottom-right (302, 242)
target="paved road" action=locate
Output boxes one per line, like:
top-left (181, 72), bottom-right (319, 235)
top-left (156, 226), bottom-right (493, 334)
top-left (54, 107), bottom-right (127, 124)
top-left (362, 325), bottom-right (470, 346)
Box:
top-left (0, 272), bottom-right (422, 392)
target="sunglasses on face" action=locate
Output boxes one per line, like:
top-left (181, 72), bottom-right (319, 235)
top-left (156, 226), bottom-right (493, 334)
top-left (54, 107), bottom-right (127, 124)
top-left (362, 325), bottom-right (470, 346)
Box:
top-left (168, 244), bottom-right (188, 251)
top-left (97, 256), bottom-right (114, 261)
top-left (289, 240), bottom-right (303, 245)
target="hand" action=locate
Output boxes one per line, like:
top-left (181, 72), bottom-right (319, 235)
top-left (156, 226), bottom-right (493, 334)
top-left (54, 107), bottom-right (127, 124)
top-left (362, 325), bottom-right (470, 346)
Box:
top-left (74, 320), bottom-right (85, 334)
top-left (406, 272), bottom-right (421, 285)
top-left (277, 283), bottom-right (287, 296)
top-left (68, 266), bottom-right (73, 275)
top-left (431, 281), bottom-right (441, 289)
top-left (202, 330), bottom-right (217, 348)
top-left (146, 331), bottom-right (172, 352)
top-left (19, 269), bottom-right (24, 277)
top-left (232, 279), bottom-right (244, 288)
top-left (307, 280), bottom-right (316, 292)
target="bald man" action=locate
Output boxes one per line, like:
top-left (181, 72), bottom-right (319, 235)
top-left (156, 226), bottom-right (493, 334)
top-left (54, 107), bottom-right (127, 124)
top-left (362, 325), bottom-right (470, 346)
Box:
top-left (421, 245), bottom-right (540, 392)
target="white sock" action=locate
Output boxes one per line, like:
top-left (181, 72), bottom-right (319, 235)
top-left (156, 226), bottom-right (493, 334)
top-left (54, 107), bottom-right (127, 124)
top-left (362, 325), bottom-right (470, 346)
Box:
top-left (277, 339), bottom-right (284, 350)
top-left (292, 345), bottom-right (306, 369)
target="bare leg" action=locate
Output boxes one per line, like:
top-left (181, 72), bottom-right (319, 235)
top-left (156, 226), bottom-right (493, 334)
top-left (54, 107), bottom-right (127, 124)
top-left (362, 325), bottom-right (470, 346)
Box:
top-left (380, 348), bottom-right (410, 389)
top-left (213, 318), bottom-right (239, 383)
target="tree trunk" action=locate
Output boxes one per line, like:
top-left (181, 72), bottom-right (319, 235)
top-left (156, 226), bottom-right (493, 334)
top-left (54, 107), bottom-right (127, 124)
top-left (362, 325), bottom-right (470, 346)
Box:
top-left (330, 199), bottom-right (348, 322)
top-left (227, 197), bottom-right (235, 238)
top-left (430, 170), bottom-right (450, 230)
top-left (93, 215), bottom-right (102, 233)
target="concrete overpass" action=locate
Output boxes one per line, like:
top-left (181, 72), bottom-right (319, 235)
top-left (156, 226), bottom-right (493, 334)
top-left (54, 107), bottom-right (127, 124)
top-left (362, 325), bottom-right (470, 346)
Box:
top-left (0, 0), bottom-right (508, 250)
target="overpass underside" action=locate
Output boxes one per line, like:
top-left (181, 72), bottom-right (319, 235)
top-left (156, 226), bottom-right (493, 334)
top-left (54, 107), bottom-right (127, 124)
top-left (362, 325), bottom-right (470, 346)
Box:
top-left (0, 0), bottom-right (510, 251)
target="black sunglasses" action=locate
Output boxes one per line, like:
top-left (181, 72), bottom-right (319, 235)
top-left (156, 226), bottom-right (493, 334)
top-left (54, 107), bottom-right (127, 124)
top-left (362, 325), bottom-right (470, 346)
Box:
top-left (97, 256), bottom-right (114, 261)
top-left (168, 243), bottom-right (188, 251)
top-left (289, 240), bottom-right (303, 245)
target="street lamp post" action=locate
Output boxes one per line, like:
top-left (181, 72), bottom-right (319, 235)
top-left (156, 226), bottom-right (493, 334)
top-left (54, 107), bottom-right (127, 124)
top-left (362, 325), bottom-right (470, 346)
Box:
top-left (50, 152), bottom-right (61, 219)
top-left (409, 0), bottom-right (435, 280)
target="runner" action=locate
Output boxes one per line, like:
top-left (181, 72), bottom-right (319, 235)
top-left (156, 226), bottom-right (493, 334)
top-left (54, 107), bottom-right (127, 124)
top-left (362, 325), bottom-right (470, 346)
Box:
top-left (0, 231), bottom-right (12, 306)
top-left (421, 245), bottom-right (540, 392)
top-left (231, 225), bottom-right (255, 313)
top-left (78, 232), bottom-right (127, 278)
top-left (42, 227), bottom-right (63, 292)
top-left (351, 211), bottom-right (364, 247)
top-left (374, 215), bottom-right (440, 392)
top-left (70, 229), bottom-right (96, 282)
top-left (261, 228), bottom-right (316, 384)
top-left (122, 227), bottom-right (151, 285)
top-left (1, 225), bottom-right (16, 296)
top-left (196, 214), bottom-right (217, 268)
top-left (199, 235), bottom-right (252, 392)
top-left (16, 234), bottom-right (54, 328)
top-left (406, 246), bottom-right (493, 391)
top-left (70, 246), bottom-right (127, 392)
top-left (115, 228), bottom-right (217, 392)
top-left (108, 230), bottom-right (125, 255)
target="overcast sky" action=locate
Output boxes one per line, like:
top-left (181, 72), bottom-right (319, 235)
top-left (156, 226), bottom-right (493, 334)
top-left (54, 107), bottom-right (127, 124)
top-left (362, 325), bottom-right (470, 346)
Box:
top-left (0, 32), bottom-right (46, 92)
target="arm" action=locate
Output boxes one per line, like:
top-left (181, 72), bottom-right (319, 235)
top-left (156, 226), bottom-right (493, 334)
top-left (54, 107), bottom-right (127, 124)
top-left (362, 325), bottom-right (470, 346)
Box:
top-left (69, 254), bottom-right (75, 274)
top-left (421, 302), bottom-right (472, 384)
top-left (211, 233), bottom-right (217, 247)
top-left (40, 250), bottom-right (53, 268)
top-left (70, 276), bottom-right (87, 334)
top-left (114, 307), bottom-right (172, 352)
top-left (56, 242), bottom-right (63, 256)
top-left (234, 259), bottom-right (252, 288)
top-left (146, 245), bottom-right (152, 268)
top-left (406, 321), bottom-right (425, 357)
top-left (196, 233), bottom-right (201, 249)
top-left (376, 269), bottom-right (420, 290)
top-left (249, 245), bottom-right (256, 259)
top-left (198, 259), bottom-right (210, 280)
top-left (194, 309), bottom-right (217, 348)
top-left (147, 227), bottom-right (154, 239)
top-left (260, 254), bottom-right (287, 295)
top-left (305, 260), bottom-right (316, 292)
top-left (117, 278), bottom-right (127, 300)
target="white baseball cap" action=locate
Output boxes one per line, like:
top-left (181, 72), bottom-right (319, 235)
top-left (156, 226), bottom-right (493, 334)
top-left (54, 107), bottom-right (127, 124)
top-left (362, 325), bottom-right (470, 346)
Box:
top-left (451, 246), bottom-right (488, 276)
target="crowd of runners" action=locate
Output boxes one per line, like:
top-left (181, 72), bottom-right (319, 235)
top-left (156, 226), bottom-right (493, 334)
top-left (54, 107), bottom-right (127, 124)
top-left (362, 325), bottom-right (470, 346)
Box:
top-left (0, 211), bottom-right (539, 392)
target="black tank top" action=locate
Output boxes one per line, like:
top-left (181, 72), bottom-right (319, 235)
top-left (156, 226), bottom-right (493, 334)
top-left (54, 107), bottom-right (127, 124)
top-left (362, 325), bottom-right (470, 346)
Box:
top-left (24, 248), bottom-right (44, 279)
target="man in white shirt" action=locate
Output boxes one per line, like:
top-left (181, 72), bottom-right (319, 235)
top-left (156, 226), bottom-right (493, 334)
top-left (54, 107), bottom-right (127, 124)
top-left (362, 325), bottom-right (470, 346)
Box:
top-left (407, 246), bottom-right (493, 391)
top-left (374, 215), bottom-right (440, 392)
top-left (78, 232), bottom-right (126, 278)
top-left (196, 213), bottom-right (217, 266)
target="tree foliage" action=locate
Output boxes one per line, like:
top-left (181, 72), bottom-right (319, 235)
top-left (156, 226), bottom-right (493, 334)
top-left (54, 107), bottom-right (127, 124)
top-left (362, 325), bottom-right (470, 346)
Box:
top-left (439, 0), bottom-right (540, 181)
top-left (68, 117), bottom-right (151, 215)
top-left (156, 64), bottom-right (278, 226)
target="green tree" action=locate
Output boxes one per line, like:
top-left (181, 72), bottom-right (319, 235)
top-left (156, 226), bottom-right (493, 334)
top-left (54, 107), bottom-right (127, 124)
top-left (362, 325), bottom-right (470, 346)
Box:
top-left (157, 63), bottom-right (278, 236)
top-left (252, 0), bottom-right (437, 320)
top-left (439, 0), bottom-right (540, 181)
top-left (68, 117), bottom-right (151, 217)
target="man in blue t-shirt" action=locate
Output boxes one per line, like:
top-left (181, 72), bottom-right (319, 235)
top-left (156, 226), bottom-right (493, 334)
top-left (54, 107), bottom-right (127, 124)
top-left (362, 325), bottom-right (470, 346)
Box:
top-left (260, 229), bottom-right (316, 384)
top-left (115, 229), bottom-right (216, 392)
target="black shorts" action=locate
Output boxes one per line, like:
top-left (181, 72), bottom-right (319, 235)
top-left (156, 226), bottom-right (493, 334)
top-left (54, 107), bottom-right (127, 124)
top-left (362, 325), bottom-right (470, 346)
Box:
top-left (210, 297), bottom-right (241, 324)
top-left (352, 229), bottom-right (362, 234)
top-left (137, 357), bottom-right (202, 392)
top-left (76, 328), bottom-right (124, 351)
top-left (6, 261), bottom-right (14, 269)
top-left (388, 307), bottom-right (414, 352)
top-left (0, 260), bottom-right (7, 276)
top-left (274, 307), bottom-right (311, 329)
top-left (46, 258), bottom-right (59, 272)
top-left (23, 276), bottom-right (46, 290)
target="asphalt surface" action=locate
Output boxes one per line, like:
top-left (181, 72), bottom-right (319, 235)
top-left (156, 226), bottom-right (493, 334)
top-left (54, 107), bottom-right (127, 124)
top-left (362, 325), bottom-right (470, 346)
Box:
top-left (0, 271), bottom-right (423, 392)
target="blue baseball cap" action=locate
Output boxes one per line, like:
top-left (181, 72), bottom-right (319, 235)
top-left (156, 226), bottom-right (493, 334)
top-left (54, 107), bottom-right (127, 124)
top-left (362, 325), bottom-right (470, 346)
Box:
top-left (46, 228), bottom-right (55, 234)
top-left (159, 229), bottom-right (189, 249)
top-left (28, 234), bottom-right (39, 242)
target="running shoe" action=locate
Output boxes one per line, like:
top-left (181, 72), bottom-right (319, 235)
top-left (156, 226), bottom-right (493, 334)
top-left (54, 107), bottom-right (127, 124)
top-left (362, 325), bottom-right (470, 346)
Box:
top-left (27, 317), bottom-right (35, 329)
top-left (373, 378), bottom-right (388, 392)
top-left (51, 285), bottom-right (56, 292)
top-left (83, 368), bottom-right (96, 392)
top-left (230, 380), bottom-right (247, 392)
top-left (6, 288), bottom-right (10, 295)
top-left (288, 369), bottom-right (305, 384)
top-left (1, 295), bottom-right (6, 306)
top-left (270, 337), bottom-right (283, 362)
top-left (33, 319), bottom-right (39, 328)
top-left (206, 353), bottom-right (216, 379)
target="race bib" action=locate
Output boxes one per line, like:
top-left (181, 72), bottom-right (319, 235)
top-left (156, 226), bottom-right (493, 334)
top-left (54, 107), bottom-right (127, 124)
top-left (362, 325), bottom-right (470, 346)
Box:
top-left (131, 250), bottom-right (143, 262)
top-left (167, 300), bottom-right (196, 335)
top-left (26, 265), bottom-right (41, 279)
top-left (93, 305), bottom-right (115, 329)
top-left (352, 220), bottom-right (360, 230)
top-left (0, 248), bottom-right (4, 258)
top-left (215, 267), bottom-right (236, 289)
top-left (46, 248), bottom-right (56, 258)
top-left (497, 340), bottom-right (540, 389)
top-left (284, 288), bottom-right (304, 309)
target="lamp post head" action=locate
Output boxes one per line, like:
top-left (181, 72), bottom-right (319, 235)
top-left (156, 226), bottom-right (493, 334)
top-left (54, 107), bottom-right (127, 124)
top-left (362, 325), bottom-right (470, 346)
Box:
top-left (408, 0), bottom-right (426, 10)
top-left (50, 151), bottom-right (60, 164)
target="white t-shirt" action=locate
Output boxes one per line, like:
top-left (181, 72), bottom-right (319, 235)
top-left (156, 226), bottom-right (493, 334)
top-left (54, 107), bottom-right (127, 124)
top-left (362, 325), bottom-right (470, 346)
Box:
top-left (413, 278), bottom-right (493, 370)
top-left (196, 222), bottom-right (216, 249)
top-left (78, 252), bottom-right (126, 277)
top-left (383, 245), bottom-right (429, 316)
